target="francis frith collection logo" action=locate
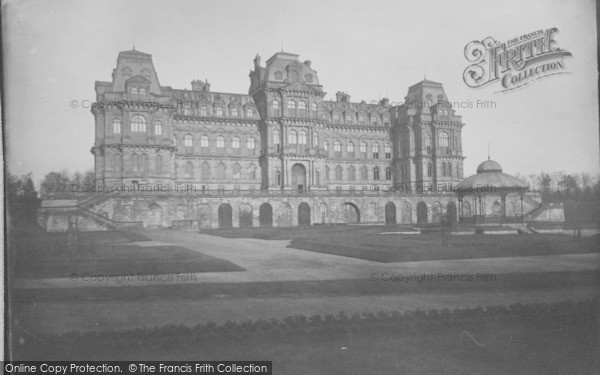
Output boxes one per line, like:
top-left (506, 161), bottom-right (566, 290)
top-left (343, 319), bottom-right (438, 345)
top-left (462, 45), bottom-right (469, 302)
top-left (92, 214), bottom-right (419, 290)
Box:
top-left (463, 27), bottom-right (572, 92)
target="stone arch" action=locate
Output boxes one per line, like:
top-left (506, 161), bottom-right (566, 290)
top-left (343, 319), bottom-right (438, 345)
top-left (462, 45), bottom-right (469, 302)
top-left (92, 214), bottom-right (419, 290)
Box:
top-left (298, 202), bottom-right (311, 226)
top-left (446, 201), bottom-right (457, 226)
top-left (218, 203), bottom-right (233, 228)
top-left (341, 202), bottom-right (360, 224)
top-left (432, 201), bottom-right (443, 223)
top-left (146, 203), bottom-right (162, 228)
top-left (385, 201), bottom-right (397, 225)
top-left (401, 201), bottom-right (413, 223)
top-left (417, 201), bottom-right (428, 223)
top-left (259, 203), bottom-right (273, 227)
top-left (278, 202), bottom-right (293, 227)
top-left (239, 203), bottom-right (253, 228)
top-left (198, 203), bottom-right (212, 229)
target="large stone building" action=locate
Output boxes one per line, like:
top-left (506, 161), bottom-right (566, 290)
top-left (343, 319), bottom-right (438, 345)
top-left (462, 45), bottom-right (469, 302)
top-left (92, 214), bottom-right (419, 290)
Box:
top-left (91, 50), bottom-right (465, 192)
top-left (38, 50), bottom-right (543, 231)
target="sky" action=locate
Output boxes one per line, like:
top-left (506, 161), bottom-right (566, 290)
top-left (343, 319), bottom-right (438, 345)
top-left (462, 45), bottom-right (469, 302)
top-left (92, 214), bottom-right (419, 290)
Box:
top-left (3, 0), bottom-right (599, 185)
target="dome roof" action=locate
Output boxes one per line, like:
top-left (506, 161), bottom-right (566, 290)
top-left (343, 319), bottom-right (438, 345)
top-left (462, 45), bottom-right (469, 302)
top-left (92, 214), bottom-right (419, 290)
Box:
top-left (477, 159), bottom-right (503, 173)
top-left (458, 159), bottom-right (528, 193)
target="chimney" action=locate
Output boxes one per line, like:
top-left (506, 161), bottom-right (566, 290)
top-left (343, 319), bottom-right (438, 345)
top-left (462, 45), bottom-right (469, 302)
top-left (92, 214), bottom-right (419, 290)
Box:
top-left (254, 54), bottom-right (261, 70)
top-left (336, 91), bottom-right (350, 102)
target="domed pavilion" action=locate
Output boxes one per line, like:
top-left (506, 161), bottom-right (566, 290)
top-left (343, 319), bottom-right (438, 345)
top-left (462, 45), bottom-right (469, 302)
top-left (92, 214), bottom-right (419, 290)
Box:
top-left (457, 158), bottom-right (529, 224)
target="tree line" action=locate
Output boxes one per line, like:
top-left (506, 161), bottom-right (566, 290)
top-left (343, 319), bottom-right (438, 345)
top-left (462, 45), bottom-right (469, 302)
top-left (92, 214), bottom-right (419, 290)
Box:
top-left (513, 172), bottom-right (600, 202)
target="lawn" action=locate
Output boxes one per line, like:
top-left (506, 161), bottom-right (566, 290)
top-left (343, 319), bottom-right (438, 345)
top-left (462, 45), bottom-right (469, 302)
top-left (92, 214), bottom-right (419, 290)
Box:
top-left (201, 225), bottom-right (599, 263)
top-left (11, 230), bottom-right (245, 278)
top-left (14, 299), bottom-right (598, 375)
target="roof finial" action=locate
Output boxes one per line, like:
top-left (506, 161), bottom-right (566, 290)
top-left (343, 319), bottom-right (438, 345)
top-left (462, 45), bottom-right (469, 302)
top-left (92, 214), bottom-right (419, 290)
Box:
top-left (133, 28), bottom-right (135, 51)
top-left (424, 68), bottom-right (426, 80)
top-left (487, 141), bottom-right (490, 160)
top-left (281, 40), bottom-right (283, 52)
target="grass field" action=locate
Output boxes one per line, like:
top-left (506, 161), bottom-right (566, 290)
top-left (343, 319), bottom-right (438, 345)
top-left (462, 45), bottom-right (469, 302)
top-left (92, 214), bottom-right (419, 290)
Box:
top-left (201, 225), bottom-right (599, 263)
top-left (12, 230), bottom-right (245, 278)
top-left (15, 300), bottom-right (598, 374)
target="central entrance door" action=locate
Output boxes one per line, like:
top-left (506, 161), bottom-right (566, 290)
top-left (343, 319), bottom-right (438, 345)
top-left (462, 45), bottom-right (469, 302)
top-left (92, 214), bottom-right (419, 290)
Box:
top-left (291, 163), bottom-right (306, 192)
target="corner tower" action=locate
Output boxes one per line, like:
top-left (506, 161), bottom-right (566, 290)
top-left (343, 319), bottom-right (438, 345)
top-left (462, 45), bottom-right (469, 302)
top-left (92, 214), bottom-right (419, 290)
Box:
top-left (394, 79), bottom-right (465, 188)
top-left (91, 50), bottom-right (176, 187)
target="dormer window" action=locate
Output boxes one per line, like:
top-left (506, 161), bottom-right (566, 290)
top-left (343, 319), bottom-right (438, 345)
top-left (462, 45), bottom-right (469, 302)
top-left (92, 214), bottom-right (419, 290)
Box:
top-left (200, 107), bottom-right (207, 116)
top-left (272, 100), bottom-right (279, 109)
top-left (215, 107), bottom-right (223, 117)
top-left (246, 109), bottom-right (253, 117)
top-left (131, 88), bottom-right (138, 95)
top-left (139, 88), bottom-right (146, 96)
top-left (231, 108), bottom-right (239, 117)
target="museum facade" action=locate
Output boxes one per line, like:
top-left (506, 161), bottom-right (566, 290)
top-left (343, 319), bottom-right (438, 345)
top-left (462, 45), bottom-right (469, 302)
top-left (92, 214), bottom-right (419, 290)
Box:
top-left (38, 50), bottom-right (542, 231)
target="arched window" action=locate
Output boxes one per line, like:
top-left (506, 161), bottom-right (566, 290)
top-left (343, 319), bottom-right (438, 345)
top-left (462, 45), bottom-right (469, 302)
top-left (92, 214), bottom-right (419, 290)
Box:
top-left (140, 154), bottom-right (148, 173)
top-left (348, 166), bottom-right (356, 181)
top-left (313, 131), bottom-right (318, 147)
top-left (246, 109), bottom-right (253, 117)
top-left (385, 166), bottom-right (392, 180)
top-left (311, 103), bottom-right (317, 111)
top-left (154, 121), bottom-right (162, 136)
top-left (273, 129), bottom-right (280, 145)
top-left (185, 162), bottom-right (194, 179)
top-left (199, 107), bottom-right (207, 116)
top-left (383, 117), bottom-right (390, 127)
top-left (448, 163), bottom-right (452, 177)
top-left (425, 134), bottom-right (432, 153)
top-left (232, 137), bottom-right (240, 155)
top-left (347, 142), bottom-right (355, 158)
top-left (298, 130), bottom-right (307, 145)
top-left (247, 138), bottom-right (256, 155)
top-left (184, 134), bottom-right (193, 147)
top-left (360, 166), bottom-right (368, 180)
top-left (359, 115), bottom-right (365, 124)
top-left (324, 140), bottom-right (328, 152)
top-left (231, 108), bottom-right (239, 117)
top-left (325, 166), bottom-right (330, 181)
top-left (272, 100), bottom-right (279, 109)
top-left (441, 162), bottom-right (447, 177)
top-left (346, 114), bottom-right (352, 123)
top-left (173, 137), bottom-right (177, 146)
top-left (200, 135), bottom-right (209, 148)
top-left (114, 154), bottom-right (122, 172)
top-left (248, 164), bottom-right (256, 180)
top-left (288, 129), bottom-right (297, 144)
top-left (333, 141), bottom-right (341, 158)
top-left (333, 114), bottom-right (340, 120)
top-left (373, 166), bottom-right (380, 180)
top-left (131, 115), bottom-right (146, 132)
top-left (287, 100), bottom-right (296, 109)
top-left (370, 116), bottom-right (377, 124)
top-left (298, 101), bottom-right (306, 110)
top-left (438, 131), bottom-right (449, 147)
top-left (156, 155), bottom-right (163, 174)
top-left (139, 88), bottom-right (146, 96)
top-left (335, 165), bottom-right (343, 181)
top-left (384, 144), bottom-right (391, 159)
top-left (372, 143), bottom-right (380, 159)
top-left (215, 107), bottom-right (223, 117)
top-left (216, 136), bottom-right (225, 148)
top-left (183, 103), bottom-right (191, 116)
top-left (275, 170), bottom-right (282, 185)
top-left (132, 153), bottom-right (140, 172)
top-left (201, 162), bottom-right (211, 180)
top-left (427, 163), bottom-right (432, 177)
top-left (232, 163), bottom-right (242, 179)
top-left (113, 119), bottom-right (121, 134)
top-left (359, 142), bottom-right (367, 158)
top-left (131, 88), bottom-right (138, 95)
